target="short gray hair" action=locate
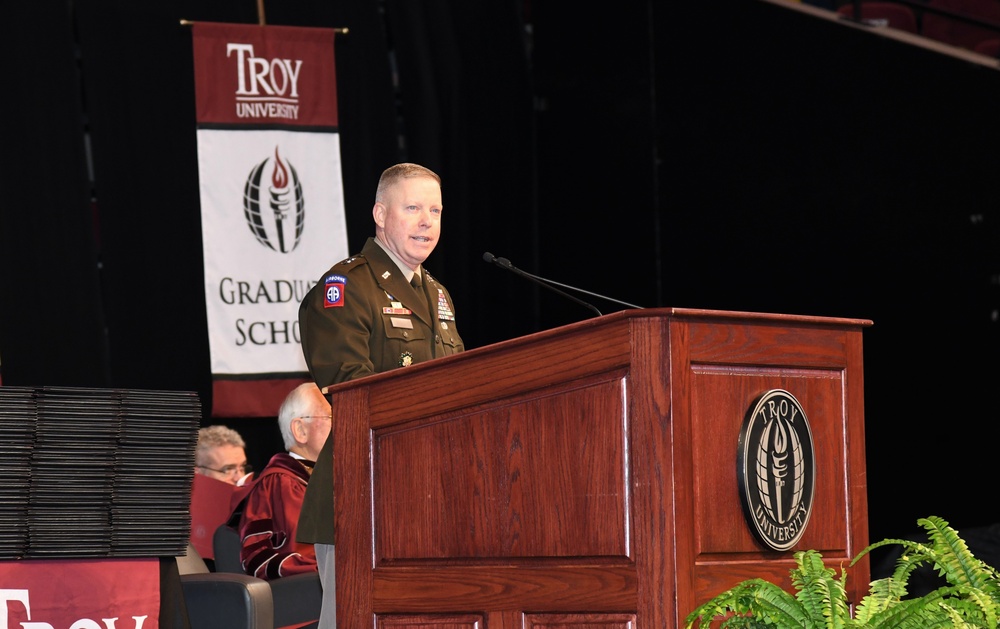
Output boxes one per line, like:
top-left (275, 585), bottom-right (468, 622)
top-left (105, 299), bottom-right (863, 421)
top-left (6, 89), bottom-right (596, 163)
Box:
top-left (277, 382), bottom-right (329, 450)
top-left (196, 425), bottom-right (245, 466)
top-left (375, 163), bottom-right (441, 203)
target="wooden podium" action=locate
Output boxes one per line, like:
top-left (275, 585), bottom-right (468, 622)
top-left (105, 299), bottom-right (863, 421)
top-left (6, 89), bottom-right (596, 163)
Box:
top-left (328, 308), bottom-right (871, 628)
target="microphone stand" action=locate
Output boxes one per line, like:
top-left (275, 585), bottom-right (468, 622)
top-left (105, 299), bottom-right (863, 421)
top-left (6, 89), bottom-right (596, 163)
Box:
top-left (511, 266), bottom-right (645, 311)
top-left (484, 252), bottom-right (603, 317)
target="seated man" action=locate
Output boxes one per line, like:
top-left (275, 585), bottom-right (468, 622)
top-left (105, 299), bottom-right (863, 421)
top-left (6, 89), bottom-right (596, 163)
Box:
top-left (232, 382), bottom-right (331, 580)
top-left (195, 425), bottom-right (250, 485)
top-left (191, 425), bottom-right (252, 567)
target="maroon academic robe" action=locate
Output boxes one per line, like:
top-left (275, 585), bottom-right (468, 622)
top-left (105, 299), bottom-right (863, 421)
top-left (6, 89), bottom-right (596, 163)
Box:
top-left (235, 452), bottom-right (317, 580)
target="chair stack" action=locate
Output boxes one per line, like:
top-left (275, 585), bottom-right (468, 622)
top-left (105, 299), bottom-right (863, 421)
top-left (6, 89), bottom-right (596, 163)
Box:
top-left (0, 386), bottom-right (35, 559)
top-left (0, 385), bottom-right (200, 560)
top-left (112, 388), bottom-right (200, 556)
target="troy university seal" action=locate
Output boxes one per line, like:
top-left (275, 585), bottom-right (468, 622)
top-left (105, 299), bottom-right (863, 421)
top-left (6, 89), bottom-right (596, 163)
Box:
top-left (737, 389), bottom-right (816, 551)
top-left (243, 146), bottom-right (305, 253)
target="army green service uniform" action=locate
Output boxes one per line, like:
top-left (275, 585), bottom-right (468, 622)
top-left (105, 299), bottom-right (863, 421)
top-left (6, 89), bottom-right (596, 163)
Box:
top-left (297, 237), bottom-right (465, 545)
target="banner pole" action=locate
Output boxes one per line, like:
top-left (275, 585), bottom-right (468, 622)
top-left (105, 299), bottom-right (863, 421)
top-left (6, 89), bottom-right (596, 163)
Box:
top-left (179, 19), bottom-right (349, 34)
top-left (257, 0), bottom-right (266, 25)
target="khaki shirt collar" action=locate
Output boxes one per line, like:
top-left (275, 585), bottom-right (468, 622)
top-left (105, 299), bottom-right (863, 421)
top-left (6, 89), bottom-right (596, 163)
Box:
top-left (373, 237), bottom-right (420, 284)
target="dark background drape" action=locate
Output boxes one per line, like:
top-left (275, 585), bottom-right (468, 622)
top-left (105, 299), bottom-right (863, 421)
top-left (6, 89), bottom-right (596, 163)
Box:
top-left (1, 0), bottom-right (997, 548)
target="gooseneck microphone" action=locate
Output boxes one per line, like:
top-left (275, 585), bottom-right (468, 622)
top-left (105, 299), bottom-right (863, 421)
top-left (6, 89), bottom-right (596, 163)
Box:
top-left (484, 252), bottom-right (602, 316)
top-left (483, 252), bottom-right (645, 317)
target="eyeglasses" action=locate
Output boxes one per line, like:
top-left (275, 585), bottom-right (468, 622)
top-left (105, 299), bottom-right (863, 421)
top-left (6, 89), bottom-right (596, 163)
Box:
top-left (197, 463), bottom-right (252, 477)
top-left (300, 415), bottom-right (332, 421)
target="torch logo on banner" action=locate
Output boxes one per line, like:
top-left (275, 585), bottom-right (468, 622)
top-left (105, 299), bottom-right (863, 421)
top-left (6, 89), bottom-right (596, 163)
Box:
top-left (242, 146), bottom-right (305, 253)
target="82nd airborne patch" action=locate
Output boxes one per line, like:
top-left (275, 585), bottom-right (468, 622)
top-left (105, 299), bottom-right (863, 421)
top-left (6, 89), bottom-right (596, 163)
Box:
top-left (324, 274), bottom-right (347, 308)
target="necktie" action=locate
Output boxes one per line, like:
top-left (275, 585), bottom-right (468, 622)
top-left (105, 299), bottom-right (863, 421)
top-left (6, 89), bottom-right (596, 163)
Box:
top-left (411, 273), bottom-right (429, 313)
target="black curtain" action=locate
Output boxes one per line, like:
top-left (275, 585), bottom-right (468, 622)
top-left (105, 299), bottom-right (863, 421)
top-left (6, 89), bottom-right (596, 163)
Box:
top-left (0, 2), bottom-right (108, 387)
top-left (4, 0), bottom-right (1000, 548)
top-left (0, 0), bottom-right (537, 472)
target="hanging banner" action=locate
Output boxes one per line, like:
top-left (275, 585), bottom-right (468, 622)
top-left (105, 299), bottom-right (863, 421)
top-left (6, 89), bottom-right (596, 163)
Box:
top-left (190, 22), bottom-right (348, 417)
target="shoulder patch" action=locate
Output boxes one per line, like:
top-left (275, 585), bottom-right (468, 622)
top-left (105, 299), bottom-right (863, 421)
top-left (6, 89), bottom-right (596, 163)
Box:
top-left (324, 275), bottom-right (346, 308)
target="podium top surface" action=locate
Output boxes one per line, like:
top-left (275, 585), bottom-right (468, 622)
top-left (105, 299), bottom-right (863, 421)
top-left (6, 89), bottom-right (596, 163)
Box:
top-left (323, 307), bottom-right (872, 395)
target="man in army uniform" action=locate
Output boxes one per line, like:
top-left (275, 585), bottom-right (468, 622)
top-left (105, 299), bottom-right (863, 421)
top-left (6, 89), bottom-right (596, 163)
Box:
top-left (296, 162), bottom-right (465, 628)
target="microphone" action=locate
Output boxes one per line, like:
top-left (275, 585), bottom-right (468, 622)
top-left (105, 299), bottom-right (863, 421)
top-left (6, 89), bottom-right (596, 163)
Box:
top-left (484, 252), bottom-right (601, 316)
top-left (483, 252), bottom-right (645, 317)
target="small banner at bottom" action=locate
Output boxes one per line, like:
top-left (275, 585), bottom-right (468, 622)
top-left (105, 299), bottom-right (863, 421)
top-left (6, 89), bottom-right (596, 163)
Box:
top-left (0, 558), bottom-right (160, 628)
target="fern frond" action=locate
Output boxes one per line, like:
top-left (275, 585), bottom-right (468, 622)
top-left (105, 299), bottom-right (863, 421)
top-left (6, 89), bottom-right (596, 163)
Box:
top-left (718, 617), bottom-right (772, 629)
top-left (684, 579), bottom-right (806, 628)
top-left (865, 583), bottom-right (1000, 629)
top-left (848, 537), bottom-right (917, 567)
top-left (854, 516), bottom-right (1000, 611)
top-left (917, 516), bottom-right (991, 591)
top-left (941, 585), bottom-right (1000, 628)
top-left (790, 550), bottom-right (852, 628)
top-left (851, 536), bottom-right (940, 591)
top-left (936, 602), bottom-right (972, 629)
top-left (687, 517), bottom-right (1000, 629)
top-left (825, 572), bottom-right (853, 629)
top-left (887, 548), bottom-right (935, 587)
top-left (751, 581), bottom-right (820, 627)
top-left (854, 577), bottom-right (907, 622)
top-left (861, 589), bottom-right (959, 629)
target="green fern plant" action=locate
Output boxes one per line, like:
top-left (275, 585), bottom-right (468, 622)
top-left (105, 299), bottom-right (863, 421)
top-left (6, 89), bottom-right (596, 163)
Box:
top-left (684, 515), bottom-right (1000, 628)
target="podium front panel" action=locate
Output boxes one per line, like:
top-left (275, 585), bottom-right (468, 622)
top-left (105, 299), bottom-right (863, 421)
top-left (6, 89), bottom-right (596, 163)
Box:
top-left (373, 372), bottom-right (630, 561)
top-left (672, 315), bottom-right (869, 612)
top-left (329, 309), bottom-right (870, 628)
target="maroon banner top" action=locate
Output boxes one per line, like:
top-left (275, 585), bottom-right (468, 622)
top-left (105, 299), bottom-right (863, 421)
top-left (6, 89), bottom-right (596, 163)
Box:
top-left (191, 22), bottom-right (338, 127)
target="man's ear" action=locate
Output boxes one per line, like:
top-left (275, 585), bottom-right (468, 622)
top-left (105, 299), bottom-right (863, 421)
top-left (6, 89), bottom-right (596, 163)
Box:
top-left (291, 417), bottom-right (308, 444)
top-left (373, 202), bottom-right (387, 229)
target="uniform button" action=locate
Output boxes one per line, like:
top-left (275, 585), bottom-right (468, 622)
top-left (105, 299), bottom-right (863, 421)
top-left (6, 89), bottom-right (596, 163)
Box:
top-left (403, 331), bottom-right (409, 338)
top-left (435, 335), bottom-right (442, 343)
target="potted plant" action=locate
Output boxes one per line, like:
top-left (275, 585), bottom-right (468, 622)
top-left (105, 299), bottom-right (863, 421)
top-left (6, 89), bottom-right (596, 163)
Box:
top-left (684, 515), bottom-right (1000, 628)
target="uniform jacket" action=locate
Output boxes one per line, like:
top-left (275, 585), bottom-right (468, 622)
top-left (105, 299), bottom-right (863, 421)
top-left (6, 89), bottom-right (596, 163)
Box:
top-left (233, 452), bottom-right (317, 580)
top-left (297, 237), bottom-right (465, 544)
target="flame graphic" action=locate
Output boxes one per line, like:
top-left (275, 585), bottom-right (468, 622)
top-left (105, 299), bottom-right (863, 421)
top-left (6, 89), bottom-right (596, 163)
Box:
top-left (244, 147), bottom-right (305, 254)
top-left (272, 146), bottom-right (288, 189)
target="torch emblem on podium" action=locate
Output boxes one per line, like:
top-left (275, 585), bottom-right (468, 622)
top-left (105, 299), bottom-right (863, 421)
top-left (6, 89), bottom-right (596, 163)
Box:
top-left (737, 389), bottom-right (816, 551)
